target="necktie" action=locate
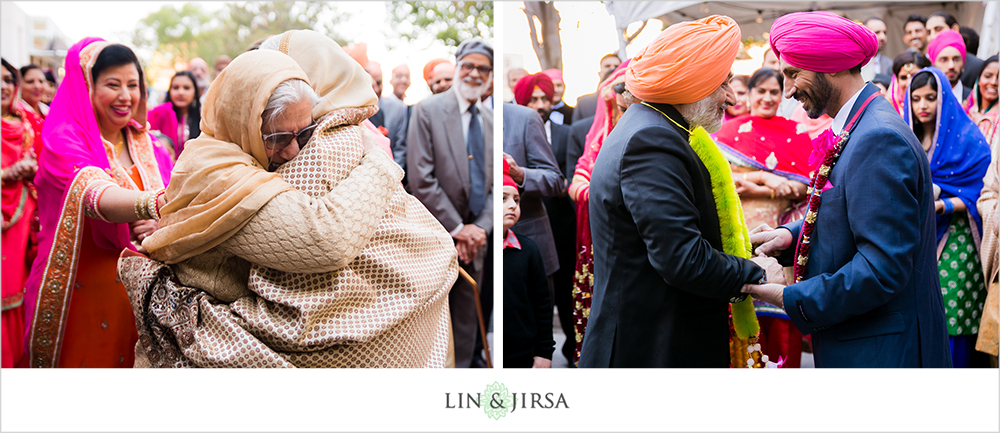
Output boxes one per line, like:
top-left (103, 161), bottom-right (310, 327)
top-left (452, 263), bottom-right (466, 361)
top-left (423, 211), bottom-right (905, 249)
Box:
top-left (467, 104), bottom-right (485, 217)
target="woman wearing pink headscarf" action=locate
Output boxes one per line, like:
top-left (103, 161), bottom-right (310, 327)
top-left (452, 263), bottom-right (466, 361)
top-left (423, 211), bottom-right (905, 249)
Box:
top-left (566, 59), bottom-right (629, 364)
top-left (21, 38), bottom-right (173, 368)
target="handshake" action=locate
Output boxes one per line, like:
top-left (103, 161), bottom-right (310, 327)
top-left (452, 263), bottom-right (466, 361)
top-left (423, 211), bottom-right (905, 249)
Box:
top-left (742, 224), bottom-right (796, 310)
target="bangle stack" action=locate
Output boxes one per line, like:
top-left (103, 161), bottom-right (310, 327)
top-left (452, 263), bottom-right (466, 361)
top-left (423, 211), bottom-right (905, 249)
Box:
top-left (941, 198), bottom-right (955, 215)
top-left (85, 182), bottom-right (115, 222)
top-left (134, 188), bottom-right (165, 221)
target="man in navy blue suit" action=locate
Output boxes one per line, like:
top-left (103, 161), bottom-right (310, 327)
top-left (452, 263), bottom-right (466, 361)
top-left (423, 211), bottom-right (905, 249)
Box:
top-left (747, 11), bottom-right (951, 367)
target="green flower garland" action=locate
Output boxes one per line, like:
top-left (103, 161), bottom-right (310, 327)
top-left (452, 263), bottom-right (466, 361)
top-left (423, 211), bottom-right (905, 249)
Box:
top-left (642, 102), bottom-right (760, 339)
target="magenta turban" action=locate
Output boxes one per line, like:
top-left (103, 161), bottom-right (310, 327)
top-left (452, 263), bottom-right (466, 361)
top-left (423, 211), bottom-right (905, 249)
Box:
top-left (927, 29), bottom-right (967, 63)
top-left (769, 11), bottom-right (878, 73)
top-left (513, 73), bottom-right (555, 106)
top-left (542, 68), bottom-right (563, 83)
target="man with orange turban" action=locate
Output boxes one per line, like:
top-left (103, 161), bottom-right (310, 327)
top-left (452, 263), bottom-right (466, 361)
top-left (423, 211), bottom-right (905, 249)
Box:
top-left (579, 15), bottom-right (783, 368)
top-left (748, 11), bottom-right (951, 367)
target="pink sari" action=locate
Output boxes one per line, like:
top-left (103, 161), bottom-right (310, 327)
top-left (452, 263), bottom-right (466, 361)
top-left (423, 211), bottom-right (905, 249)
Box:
top-left (2, 68), bottom-right (40, 368)
top-left (21, 37), bottom-right (173, 367)
top-left (567, 59), bottom-right (629, 364)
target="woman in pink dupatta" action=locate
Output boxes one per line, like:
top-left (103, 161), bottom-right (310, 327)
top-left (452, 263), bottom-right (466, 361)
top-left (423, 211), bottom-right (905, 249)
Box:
top-left (566, 59), bottom-right (629, 365)
top-left (2, 58), bottom-right (40, 368)
top-left (21, 38), bottom-right (173, 368)
top-left (885, 51), bottom-right (932, 118)
top-left (965, 55), bottom-right (999, 144)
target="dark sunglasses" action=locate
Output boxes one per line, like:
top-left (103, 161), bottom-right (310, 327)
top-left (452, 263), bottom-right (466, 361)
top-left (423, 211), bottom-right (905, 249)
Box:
top-left (459, 61), bottom-right (492, 76)
top-left (262, 122), bottom-right (317, 153)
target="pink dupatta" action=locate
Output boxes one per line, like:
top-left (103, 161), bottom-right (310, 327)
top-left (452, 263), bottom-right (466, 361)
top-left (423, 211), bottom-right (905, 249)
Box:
top-left (567, 59), bottom-right (630, 364)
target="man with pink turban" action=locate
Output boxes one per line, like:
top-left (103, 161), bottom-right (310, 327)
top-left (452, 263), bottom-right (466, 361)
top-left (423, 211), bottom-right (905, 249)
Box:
top-left (927, 29), bottom-right (971, 101)
top-left (542, 68), bottom-right (573, 125)
top-left (579, 15), bottom-right (784, 368)
top-left (748, 11), bottom-right (951, 367)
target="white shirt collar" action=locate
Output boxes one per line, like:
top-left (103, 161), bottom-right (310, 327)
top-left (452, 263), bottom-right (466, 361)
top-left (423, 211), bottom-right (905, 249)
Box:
top-left (831, 86), bottom-right (866, 136)
top-left (952, 80), bottom-right (964, 102)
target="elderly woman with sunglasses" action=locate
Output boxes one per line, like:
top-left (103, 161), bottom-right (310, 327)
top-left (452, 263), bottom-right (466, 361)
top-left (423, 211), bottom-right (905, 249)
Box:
top-left (122, 41), bottom-right (458, 368)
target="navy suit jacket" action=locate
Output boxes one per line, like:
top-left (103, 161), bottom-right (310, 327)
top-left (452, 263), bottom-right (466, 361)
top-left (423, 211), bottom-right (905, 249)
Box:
top-left (779, 83), bottom-right (951, 368)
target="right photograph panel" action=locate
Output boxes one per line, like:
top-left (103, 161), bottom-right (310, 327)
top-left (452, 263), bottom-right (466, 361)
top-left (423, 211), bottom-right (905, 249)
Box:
top-left (501, 1), bottom-right (999, 369)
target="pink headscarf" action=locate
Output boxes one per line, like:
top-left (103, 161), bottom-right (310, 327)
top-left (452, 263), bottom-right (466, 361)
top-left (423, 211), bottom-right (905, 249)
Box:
top-left (770, 11), bottom-right (878, 73)
top-left (542, 68), bottom-right (563, 83)
top-left (927, 29), bottom-right (966, 63)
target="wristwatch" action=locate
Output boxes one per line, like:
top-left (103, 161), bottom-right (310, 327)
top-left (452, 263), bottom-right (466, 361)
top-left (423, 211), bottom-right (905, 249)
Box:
top-left (758, 267), bottom-right (768, 285)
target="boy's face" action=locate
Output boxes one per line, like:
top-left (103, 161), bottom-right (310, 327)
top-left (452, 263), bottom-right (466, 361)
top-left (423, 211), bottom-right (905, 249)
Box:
top-left (502, 185), bottom-right (520, 233)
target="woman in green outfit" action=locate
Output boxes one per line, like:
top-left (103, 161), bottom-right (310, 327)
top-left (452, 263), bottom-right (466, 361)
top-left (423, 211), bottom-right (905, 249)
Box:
top-left (906, 67), bottom-right (992, 367)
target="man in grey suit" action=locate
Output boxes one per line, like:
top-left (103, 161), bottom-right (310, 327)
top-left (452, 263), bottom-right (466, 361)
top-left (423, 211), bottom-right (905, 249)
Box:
top-left (502, 102), bottom-right (564, 281)
top-left (407, 38), bottom-right (494, 368)
top-left (862, 17), bottom-right (893, 79)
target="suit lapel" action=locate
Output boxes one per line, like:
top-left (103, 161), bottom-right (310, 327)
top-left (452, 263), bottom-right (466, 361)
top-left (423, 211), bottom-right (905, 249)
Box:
top-left (845, 83), bottom-right (879, 135)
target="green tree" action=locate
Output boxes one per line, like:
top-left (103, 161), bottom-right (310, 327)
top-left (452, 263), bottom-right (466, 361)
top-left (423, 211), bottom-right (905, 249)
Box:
top-left (386, 1), bottom-right (493, 49)
top-left (131, 2), bottom-right (352, 70)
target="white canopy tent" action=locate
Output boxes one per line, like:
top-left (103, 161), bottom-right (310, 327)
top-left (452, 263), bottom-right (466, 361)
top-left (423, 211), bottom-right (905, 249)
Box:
top-left (606, 1), bottom-right (998, 61)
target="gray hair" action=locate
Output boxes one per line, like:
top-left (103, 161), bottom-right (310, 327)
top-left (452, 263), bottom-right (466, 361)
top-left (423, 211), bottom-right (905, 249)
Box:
top-left (257, 35), bottom-right (281, 52)
top-left (261, 79), bottom-right (319, 128)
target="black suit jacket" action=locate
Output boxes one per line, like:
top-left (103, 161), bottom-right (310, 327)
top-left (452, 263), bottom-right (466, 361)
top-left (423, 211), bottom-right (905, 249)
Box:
top-left (961, 54), bottom-right (985, 91)
top-left (572, 93), bottom-right (599, 123)
top-left (565, 115), bottom-right (594, 180)
top-left (579, 103), bottom-right (762, 368)
top-left (553, 103), bottom-right (574, 125)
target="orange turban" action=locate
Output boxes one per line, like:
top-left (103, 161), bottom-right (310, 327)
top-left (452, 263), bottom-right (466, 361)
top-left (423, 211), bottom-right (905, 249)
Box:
top-left (344, 42), bottom-right (368, 67)
top-left (423, 58), bottom-right (450, 84)
top-left (626, 15), bottom-right (741, 105)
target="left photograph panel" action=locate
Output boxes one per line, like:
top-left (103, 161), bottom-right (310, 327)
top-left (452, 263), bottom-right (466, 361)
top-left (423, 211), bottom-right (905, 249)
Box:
top-left (0, 0), bottom-right (494, 368)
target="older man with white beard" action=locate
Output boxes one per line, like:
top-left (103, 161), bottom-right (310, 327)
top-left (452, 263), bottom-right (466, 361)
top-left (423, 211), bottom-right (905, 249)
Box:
top-left (407, 38), bottom-right (494, 368)
top-left (578, 16), bottom-right (783, 368)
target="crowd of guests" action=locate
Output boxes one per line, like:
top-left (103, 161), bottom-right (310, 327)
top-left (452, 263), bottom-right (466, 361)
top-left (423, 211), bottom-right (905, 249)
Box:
top-left (503, 10), bottom-right (998, 368)
top-left (2, 30), bottom-right (496, 368)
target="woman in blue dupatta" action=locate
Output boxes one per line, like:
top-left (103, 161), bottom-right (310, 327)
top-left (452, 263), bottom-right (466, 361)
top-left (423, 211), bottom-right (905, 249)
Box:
top-left (906, 67), bottom-right (992, 367)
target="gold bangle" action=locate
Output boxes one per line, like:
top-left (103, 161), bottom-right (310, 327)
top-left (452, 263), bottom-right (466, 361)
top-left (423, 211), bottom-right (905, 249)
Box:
top-left (769, 188), bottom-right (775, 200)
top-left (134, 191), bottom-right (153, 220)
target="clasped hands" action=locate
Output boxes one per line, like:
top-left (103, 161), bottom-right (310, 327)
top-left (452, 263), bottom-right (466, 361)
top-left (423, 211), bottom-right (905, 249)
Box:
top-left (453, 224), bottom-right (487, 265)
top-left (742, 223), bottom-right (795, 309)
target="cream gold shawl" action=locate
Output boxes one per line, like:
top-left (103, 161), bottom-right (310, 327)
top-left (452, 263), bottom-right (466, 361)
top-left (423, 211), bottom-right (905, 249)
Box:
top-left (142, 50), bottom-right (303, 263)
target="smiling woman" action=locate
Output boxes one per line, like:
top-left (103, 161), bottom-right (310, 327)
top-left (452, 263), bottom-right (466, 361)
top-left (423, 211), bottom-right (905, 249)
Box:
top-left (714, 66), bottom-right (813, 367)
top-left (148, 71), bottom-right (202, 159)
top-left (20, 38), bottom-right (174, 368)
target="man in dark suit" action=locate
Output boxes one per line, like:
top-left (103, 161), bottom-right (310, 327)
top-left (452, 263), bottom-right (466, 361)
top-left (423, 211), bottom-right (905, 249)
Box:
top-left (543, 68), bottom-right (573, 125)
top-left (512, 72), bottom-right (578, 361)
top-left (407, 39), bottom-right (494, 368)
top-left (748, 11), bottom-right (951, 368)
top-left (579, 16), bottom-right (780, 368)
top-left (572, 54), bottom-right (622, 123)
top-left (862, 17), bottom-right (893, 78)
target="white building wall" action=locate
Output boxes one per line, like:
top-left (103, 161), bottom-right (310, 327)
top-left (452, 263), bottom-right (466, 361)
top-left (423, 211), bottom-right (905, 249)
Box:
top-left (1, 1), bottom-right (33, 66)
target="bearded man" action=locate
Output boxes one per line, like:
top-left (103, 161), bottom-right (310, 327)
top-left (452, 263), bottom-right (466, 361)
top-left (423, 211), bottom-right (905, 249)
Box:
top-left (578, 16), bottom-right (783, 368)
top-left (407, 38), bottom-right (494, 368)
top-left (747, 11), bottom-right (951, 368)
